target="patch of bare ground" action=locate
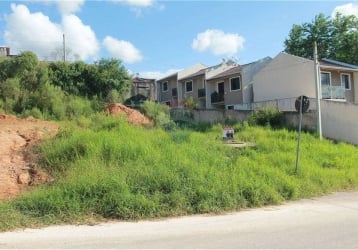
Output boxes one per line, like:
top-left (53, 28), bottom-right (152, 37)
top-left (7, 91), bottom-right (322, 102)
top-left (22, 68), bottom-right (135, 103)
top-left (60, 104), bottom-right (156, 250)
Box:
top-left (0, 114), bottom-right (59, 200)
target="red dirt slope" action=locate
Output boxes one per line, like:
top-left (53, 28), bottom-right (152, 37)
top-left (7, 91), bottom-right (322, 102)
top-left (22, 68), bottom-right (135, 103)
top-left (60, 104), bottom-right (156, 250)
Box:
top-left (104, 103), bottom-right (151, 125)
top-left (0, 114), bottom-right (59, 200)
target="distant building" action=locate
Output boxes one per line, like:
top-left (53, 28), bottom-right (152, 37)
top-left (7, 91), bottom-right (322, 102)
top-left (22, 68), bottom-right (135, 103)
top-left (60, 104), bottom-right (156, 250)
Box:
top-left (0, 47), bottom-right (11, 57)
top-left (124, 77), bottom-right (157, 107)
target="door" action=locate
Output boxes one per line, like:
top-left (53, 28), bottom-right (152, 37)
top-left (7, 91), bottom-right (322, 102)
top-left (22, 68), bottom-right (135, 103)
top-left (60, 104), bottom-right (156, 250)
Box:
top-left (218, 82), bottom-right (224, 95)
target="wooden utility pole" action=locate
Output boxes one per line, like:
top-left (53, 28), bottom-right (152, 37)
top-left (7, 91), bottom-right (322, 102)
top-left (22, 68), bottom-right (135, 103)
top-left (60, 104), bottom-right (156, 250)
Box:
top-left (63, 33), bottom-right (66, 62)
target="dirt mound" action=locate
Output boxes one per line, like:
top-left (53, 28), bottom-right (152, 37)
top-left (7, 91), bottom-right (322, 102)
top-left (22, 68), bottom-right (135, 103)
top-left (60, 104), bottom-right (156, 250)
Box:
top-left (104, 103), bottom-right (151, 125)
top-left (0, 114), bottom-right (59, 200)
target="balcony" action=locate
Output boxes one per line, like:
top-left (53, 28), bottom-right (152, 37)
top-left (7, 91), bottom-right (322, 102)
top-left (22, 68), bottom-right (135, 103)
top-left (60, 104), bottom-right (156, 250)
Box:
top-left (172, 88), bottom-right (178, 97)
top-left (211, 91), bottom-right (224, 103)
top-left (198, 88), bottom-right (206, 98)
top-left (321, 85), bottom-right (345, 99)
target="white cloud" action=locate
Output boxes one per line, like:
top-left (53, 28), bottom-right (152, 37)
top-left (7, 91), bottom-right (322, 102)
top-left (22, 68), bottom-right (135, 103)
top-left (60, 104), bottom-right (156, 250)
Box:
top-left (136, 68), bottom-right (181, 79)
top-left (332, 3), bottom-right (358, 17)
top-left (112, 0), bottom-right (154, 7)
top-left (192, 29), bottom-right (245, 56)
top-left (57, 0), bottom-right (85, 15)
top-left (4, 4), bottom-right (63, 58)
top-left (30, 0), bottom-right (84, 15)
top-left (103, 36), bottom-right (143, 64)
top-left (62, 15), bottom-right (100, 61)
top-left (4, 4), bottom-right (99, 61)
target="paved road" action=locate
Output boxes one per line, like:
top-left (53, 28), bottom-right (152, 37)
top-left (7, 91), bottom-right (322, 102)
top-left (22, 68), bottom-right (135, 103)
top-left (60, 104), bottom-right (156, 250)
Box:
top-left (1, 191), bottom-right (358, 249)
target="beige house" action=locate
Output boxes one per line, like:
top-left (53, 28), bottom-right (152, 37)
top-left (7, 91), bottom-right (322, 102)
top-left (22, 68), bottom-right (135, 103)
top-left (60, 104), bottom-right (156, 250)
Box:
top-left (178, 68), bottom-right (207, 109)
top-left (205, 57), bottom-right (272, 110)
top-left (253, 52), bottom-right (358, 108)
top-left (156, 63), bottom-right (207, 107)
top-left (177, 60), bottom-right (237, 109)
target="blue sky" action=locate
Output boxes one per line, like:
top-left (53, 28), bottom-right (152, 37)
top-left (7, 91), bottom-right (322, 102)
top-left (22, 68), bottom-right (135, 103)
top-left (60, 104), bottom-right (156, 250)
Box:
top-left (0, 1), bottom-right (357, 79)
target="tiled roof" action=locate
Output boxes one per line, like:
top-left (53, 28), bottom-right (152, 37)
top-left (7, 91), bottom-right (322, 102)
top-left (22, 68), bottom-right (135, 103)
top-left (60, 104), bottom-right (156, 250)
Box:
top-left (320, 58), bottom-right (358, 70)
top-left (179, 68), bottom-right (207, 80)
top-left (206, 65), bottom-right (241, 81)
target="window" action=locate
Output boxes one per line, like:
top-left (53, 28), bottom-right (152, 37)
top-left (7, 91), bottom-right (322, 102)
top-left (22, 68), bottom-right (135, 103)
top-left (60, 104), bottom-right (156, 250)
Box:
top-left (162, 81), bottom-right (168, 92)
top-left (185, 80), bottom-right (193, 92)
top-left (341, 73), bottom-right (351, 90)
top-left (320, 72), bottom-right (331, 86)
top-left (230, 77), bottom-right (241, 91)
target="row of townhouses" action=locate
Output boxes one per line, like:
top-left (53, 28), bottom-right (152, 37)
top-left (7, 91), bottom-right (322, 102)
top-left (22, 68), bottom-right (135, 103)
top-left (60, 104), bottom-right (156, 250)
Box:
top-left (136, 52), bottom-right (358, 111)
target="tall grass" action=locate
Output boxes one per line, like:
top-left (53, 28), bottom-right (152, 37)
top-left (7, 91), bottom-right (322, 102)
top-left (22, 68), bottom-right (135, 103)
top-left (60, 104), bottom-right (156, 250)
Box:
top-left (1, 114), bottom-right (358, 231)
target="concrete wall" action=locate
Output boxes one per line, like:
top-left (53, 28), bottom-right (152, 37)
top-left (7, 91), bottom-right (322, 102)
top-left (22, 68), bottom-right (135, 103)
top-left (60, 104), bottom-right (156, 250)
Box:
top-left (242, 57), bottom-right (272, 104)
top-left (321, 100), bottom-right (358, 145)
top-left (192, 109), bottom-right (251, 123)
top-left (354, 72), bottom-right (358, 104)
top-left (253, 53), bottom-right (316, 102)
top-left (284, 111), bottom-right (317, 131)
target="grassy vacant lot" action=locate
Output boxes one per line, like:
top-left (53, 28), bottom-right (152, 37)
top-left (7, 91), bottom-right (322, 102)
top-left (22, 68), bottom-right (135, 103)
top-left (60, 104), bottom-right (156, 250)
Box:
top-left (1, 114), bottom-right (358, 231)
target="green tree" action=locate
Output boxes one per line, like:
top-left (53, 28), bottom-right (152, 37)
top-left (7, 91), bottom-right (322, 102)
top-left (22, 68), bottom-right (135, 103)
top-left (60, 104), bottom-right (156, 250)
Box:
top-left (94, 58), bottom-right (131, 101)
top-left (331, 13), bottom-right (358, 65)
top-left (48, 58), bottom-right (131, 101)
top-left (284, 13), bottom-right (358, 64)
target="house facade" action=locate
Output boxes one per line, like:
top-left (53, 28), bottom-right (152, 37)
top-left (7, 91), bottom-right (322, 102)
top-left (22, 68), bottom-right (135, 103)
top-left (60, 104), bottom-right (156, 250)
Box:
top-left (156, 57), bottom-right (273, 110)
top-left (253, 52), bottom-right (358, 110)
top-left (319, 58), bottom-right (358, 102)
top-left (156, 63), bottom-right (207, 107)
top-left (205, 57), bottom-right (272, 110)
top-left (178, 69), bottom-right (207, 109)
top-left (206, 66), bottom-right (242, 109)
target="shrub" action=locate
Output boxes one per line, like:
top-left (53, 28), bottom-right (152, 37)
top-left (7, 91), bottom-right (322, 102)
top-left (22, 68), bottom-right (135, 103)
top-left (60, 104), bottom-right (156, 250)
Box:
top-left (140, 101), bottom-right (176, 129)
top-left (248, 106), bottom-right (284, 128)
top-left (22, 107), bottom-right (43, 119)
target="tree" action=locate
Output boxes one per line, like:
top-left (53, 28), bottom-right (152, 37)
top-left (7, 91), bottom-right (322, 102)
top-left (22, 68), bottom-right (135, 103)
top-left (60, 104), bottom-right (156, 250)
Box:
top-left (284, 13), bottom-right (358, 64)
top-left (331, 13), bottom-right (358, 65)
top-left (82, 58), bottom-right (131, 101)
top-left (48, 58), bottom-right (131, 101)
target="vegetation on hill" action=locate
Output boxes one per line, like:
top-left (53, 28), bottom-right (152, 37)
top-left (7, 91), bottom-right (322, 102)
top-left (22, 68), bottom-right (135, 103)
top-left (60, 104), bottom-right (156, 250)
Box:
top-left (0, 51), bottom-right (131, 120)
top-left (0, 114), bottom-right (357, 231)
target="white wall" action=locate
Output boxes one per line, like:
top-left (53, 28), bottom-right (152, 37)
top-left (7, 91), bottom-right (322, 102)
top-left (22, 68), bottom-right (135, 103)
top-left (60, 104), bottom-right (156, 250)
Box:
top-left (321, 100), bottom-right (358, 145)
top-left (242, 57), bottom-right (271, 104)
top-left (354, 72), bottom-right (358, 104)
top-left (253, 53), bottom-right (316, 102)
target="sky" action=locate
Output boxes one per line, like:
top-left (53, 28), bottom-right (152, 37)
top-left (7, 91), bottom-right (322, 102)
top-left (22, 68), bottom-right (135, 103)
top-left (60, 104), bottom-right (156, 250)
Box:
top-left (0, 0), bottom-right (358, 79)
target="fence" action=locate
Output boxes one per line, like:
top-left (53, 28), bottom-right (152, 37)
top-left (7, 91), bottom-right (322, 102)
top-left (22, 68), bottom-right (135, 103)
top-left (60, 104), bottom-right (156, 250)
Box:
top-left (171, 99), bottom-right (358, 146)
top-left (234, 97), bottom-right (317, 112)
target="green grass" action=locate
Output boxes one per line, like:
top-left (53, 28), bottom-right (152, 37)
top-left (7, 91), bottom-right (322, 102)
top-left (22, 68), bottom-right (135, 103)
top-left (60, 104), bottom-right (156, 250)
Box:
top-left (1, 114), bottom-right (358, 231)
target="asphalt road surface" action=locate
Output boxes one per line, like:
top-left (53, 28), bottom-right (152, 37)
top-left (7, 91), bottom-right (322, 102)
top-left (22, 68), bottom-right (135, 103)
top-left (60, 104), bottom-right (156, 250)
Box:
top-left (1, 191), bottom-right (358, 249)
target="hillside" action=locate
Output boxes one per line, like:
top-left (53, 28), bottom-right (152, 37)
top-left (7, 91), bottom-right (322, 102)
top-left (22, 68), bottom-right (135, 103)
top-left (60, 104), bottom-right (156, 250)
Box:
top-left (0, 114), bottom-right (58, 200)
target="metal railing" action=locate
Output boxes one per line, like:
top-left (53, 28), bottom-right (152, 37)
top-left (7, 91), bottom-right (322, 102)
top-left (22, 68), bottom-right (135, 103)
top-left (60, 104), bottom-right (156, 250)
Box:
top-left (211, 92), bottom-right (224, 103)
top-left (321, 85), bottom-right (345, 99)
top-left (198, 88), bottom-right (206, 98)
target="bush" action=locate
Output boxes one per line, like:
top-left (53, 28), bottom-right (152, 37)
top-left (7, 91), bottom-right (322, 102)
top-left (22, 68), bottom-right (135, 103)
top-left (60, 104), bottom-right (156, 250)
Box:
top-left (248, 106), bottom-right (284, 128)
top-left (22, 107), bottom-right (43, 119)
top-left (140, 101), bottom-right (176, 129)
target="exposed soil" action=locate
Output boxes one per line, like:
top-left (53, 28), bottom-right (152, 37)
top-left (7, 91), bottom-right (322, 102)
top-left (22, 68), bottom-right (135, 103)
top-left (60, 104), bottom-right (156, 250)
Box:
top-left (0, 105), bottom-right (150, 201)
top-left (103, 103), bottom-right (151, 126)
top-left (0, 114), bottom-right (59, 200)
